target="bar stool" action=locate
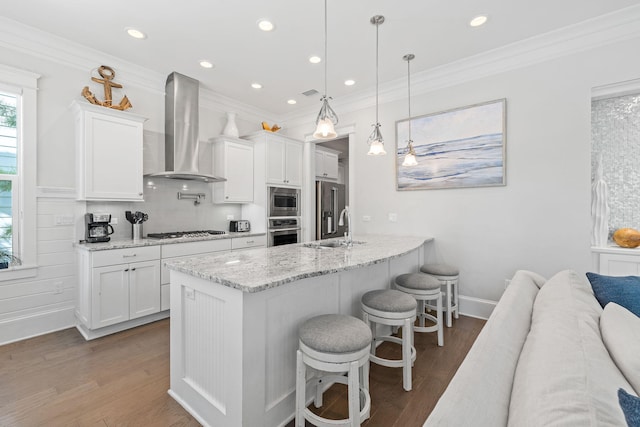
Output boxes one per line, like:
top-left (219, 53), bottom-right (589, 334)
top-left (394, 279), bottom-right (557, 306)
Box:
top-left (420, 263), bottom-right (459, 327)
top-left (395, 273), bottom-right (444, 347)
top-left (296, 314), bottom-right (372, 427)
top-left (361, 289), bottom-right (417, 391)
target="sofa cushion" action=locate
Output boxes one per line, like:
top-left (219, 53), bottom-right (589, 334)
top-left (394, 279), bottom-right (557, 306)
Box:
top-left (508, 270), bottom-right (633, 426)
top-left (618, 389), bottom-right (640, 427)
top-left (601, 302), bottom-right (640, 395)
top-left (586, 272), bottom-right (640, 317)
top-left (424, 270), bottom-right (546, 427)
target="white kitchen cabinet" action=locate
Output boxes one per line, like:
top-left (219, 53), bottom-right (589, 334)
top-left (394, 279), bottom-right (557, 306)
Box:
top-left (77, 245), bottom-right (162, 338)
top-left (315, 147), bottom-right (339, 181)
top-left (264, 135), bottom-right (303, 187)
top-left (231, 234), bottom-right (267, 250)
top-left (91, 259), bottom-right (160, 328)
top-left (72, 101), bottom-right (147, 201)
top-left (210, 136), bottom-right (254, 203)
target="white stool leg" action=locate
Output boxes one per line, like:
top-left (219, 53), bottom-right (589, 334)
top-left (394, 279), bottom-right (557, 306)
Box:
top-left (364, 312), bottom-right (376, 356)
top-left (402, 317), bottom-right (412, 391)
top-left (295, 350), bottom-right (306, 427)
top-left (348, 360), bottom-right (360, 427)
top-left (419, 300), bottom-right (426, 327)
top-left (453, 279), bottom-right (460, 319)
top-left (445, 281), bottom-right (453, 328)
top-left (436, 292), bottom-right (444, 347)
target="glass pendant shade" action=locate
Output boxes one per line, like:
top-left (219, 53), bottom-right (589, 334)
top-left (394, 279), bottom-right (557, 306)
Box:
top-left (367, 123), bottom-right (386, 155)
top-left (313, 96), bottom-right (338, 139)
top-left (402, 141), bottom-right (418, 166)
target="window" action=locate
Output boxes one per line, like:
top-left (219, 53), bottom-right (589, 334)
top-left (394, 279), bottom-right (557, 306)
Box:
top-left (0, 91), bottom-right (19, 264)
top-left (0, 64), bottom-right (38, 279)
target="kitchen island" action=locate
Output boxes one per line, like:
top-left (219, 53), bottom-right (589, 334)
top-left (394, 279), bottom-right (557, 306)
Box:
top-left (166, 234), bottom-right (432, 427)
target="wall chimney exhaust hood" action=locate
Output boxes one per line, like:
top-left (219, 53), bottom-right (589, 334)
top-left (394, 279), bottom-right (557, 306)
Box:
top-left (149, 72), bottom-right (226, 182)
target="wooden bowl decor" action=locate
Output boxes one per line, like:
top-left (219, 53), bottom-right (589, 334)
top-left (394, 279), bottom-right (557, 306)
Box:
top-left (81, 65), bottom-right (132, 111)
top-left (612, 228), bottom-right (640, 248)
top-left (261, 121), bottom-right (281, 132)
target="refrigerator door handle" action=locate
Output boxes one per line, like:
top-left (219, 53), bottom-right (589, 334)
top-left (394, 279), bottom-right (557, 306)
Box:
top-left (331, 187), bottom-right (339, 234)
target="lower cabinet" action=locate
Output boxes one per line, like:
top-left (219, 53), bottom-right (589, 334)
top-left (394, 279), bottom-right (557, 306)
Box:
top-left (92, 259), bottom-right (160, 328)
top-left (77, 245), bottom-right (162, 334)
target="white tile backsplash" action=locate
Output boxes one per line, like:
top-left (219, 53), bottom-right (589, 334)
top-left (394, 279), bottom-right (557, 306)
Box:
top-left (87, 177), bottom-right (242, 240)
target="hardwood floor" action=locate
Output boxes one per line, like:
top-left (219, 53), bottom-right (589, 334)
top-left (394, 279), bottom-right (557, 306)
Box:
top-left (0, 316), bottom-right (484, 427)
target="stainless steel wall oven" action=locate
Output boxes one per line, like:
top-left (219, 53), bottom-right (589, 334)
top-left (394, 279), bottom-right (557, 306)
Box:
top-left (268, 217), bottom-right (301, 247)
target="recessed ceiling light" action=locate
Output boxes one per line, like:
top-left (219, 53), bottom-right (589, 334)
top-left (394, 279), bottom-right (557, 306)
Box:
top-left (309, 56), bottom-right (322, 64)
top-left (125, 27), bottom-right (147, 39)
top-left (287, 99), bottom-right (297, 105)
top-left (199, 60), bottom-right (214, 69)
top-left (257, 19), bottom-right (275, 32)
top-left (251, 82), bottom-right (263, 89)
top-left (344, 79), bottom-right (355, 86)
top-left (469, 15), bottom-right (488, 27)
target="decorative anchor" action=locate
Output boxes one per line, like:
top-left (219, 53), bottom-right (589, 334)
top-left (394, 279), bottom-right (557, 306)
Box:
top-left (81, 65), bottom-right (132, 111)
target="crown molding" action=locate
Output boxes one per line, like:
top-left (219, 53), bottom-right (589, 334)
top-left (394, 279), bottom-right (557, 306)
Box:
top-left (279, 4), bottom-right (640, 128)
top-left (592, 77), bottom-right (640, 100)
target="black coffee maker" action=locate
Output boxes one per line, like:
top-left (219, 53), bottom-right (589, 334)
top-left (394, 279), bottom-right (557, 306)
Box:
top-left (85, 213), bottom-right (114, 243)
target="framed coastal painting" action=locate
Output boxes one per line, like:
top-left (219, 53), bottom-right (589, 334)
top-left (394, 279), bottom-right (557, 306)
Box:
top-left (395, 98), bottom-right (506, 191)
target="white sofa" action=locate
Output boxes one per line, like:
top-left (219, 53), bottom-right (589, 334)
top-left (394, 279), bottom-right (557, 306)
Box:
top-left (424, 269), bottom-right (636, 426)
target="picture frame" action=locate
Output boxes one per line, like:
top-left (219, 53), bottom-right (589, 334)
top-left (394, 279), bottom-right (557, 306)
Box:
top-left (395, 98), bottom-right (506, 191)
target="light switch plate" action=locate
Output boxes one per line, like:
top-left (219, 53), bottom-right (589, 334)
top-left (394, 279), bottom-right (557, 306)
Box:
top-left (388, 213), bottom-right (398, 222)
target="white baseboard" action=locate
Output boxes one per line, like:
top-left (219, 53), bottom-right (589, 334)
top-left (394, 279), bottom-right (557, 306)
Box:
top-left (0, 306), bottom-right (76, 346)
top-left (458, 295), bottom-right (497, 320)
top-left (75, 310), bottom-right (170, 340)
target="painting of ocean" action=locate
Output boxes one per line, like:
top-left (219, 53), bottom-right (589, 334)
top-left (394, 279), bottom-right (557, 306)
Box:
top-left (396, 99), bottom-right (506, 190)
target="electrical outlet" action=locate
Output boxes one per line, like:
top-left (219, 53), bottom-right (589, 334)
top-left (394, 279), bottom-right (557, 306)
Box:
top-left (111, 217), bottom-right (118, 225)
top-left (54, 280), bottom-right (64, 294)
top-left (504, 279), bottom-right (511, 289)
top-left (184, 287), bottom-right (195, 300)
top-left (226, 214), bottom-right (234, 220)
top-left (363, 215), bottom-right (371, 222)
top-left (388, 213), bottom-right (398, 222)
top-left (54, 215), bottom-right (74, 226)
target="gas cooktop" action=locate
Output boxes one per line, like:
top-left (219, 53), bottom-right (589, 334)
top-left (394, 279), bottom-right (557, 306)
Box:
top-left (147, 230), bottom-right (227, 239)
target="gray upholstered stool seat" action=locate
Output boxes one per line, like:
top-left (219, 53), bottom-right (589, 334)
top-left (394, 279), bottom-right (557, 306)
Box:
top-left (420, 263), bottom-right (460, 327)
top-left (361, 289), bottom-right (417, 391)
top-left (395, 273), bottom-right (444, 347)
top-left (296, 314), bottom-right (372, 426)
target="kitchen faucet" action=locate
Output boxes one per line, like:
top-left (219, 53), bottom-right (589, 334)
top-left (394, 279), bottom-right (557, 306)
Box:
top-left (338, 205), bottom-right (352, 247)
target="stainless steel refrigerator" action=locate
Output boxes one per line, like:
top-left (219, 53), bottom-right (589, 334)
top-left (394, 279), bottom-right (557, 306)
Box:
top-left (316, 181), bottom-right (346, 240)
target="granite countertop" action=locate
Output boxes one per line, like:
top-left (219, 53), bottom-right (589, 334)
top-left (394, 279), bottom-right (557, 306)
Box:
top-left (166, 234), bottom-right (433, 293)
top-left (74, 231), bottom-right (266, 251)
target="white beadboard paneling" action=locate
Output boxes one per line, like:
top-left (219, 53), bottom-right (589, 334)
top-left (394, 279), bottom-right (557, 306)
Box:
top-left (38, 251), bottom-right (75, 267)
top-left (0, 277), bottom-right (75, 299)
top-left (183, 288), bottom-right (227, 413)
top-left (0, 288), bottom-right (75, 318)
top-left (38, 226), bottom-right (75, 241)
top-left (38, 239), bottom-right (73, 255)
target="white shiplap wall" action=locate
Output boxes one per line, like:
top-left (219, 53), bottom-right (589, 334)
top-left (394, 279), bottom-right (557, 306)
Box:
top-left (0, 190), bottom-right (78, 345)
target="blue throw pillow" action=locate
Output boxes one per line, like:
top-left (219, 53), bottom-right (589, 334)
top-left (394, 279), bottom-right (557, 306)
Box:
top-left (619, 388), bottom-right (640, 427)
top-left (585, 272), bottom-right (640, 317)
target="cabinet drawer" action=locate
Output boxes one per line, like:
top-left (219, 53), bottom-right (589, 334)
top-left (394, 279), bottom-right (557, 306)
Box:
top-left (161, 239), bottom-right (232, 258)
top-left (92, 246), bottom-right (160, 268)
top-left (231, 235), bottom-right (267, 250)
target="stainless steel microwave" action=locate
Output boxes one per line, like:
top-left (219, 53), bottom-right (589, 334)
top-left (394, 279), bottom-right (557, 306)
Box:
top-left (269, 187), bottom-right (300, 217)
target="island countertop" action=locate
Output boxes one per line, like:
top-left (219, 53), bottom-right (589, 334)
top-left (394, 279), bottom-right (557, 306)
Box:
top-left (165, 234), bottom-right (432, 293)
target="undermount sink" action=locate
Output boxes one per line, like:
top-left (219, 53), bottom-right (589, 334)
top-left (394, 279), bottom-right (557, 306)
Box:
top-left (304, 240), bottom-right (366, 249)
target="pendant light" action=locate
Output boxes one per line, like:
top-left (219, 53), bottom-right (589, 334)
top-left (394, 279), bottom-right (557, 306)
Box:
top-left (402, 54), bottom-right (418, 167)
top-left (313, 0), bottom-right (338, 140)
top-left (367, 15), bottom-right (386, 156)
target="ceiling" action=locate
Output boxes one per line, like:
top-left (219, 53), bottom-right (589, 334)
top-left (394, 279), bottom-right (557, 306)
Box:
top-left (2, 1), bottom-right (638, 116)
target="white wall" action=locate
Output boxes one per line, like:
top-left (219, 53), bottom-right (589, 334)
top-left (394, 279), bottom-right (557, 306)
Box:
top-left (285, 36), bottom-right (640, 315)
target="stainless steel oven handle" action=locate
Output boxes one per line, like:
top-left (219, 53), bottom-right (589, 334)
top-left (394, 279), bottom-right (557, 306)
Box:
top-left (268, 227), bottom-right (301, 232)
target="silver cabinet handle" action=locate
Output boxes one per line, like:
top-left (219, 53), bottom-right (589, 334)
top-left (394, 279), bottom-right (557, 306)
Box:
top-left (123, 254), bottom-right (137, 258)
top-left (246, 240), bottom-right (254, 244)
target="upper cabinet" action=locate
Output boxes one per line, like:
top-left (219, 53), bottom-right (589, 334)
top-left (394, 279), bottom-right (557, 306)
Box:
top-left (72, 101), bottom-right (147, 201)
top-left (210, 136), bottom-right (254, 203)
top-left (263, 134), bottom-right (303, 187)
top-left (315, 147), bottom-right (339, 181)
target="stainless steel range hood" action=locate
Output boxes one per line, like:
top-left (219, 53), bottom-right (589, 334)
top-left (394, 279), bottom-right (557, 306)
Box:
top-left (149, 72), bottom-right (226, 182)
